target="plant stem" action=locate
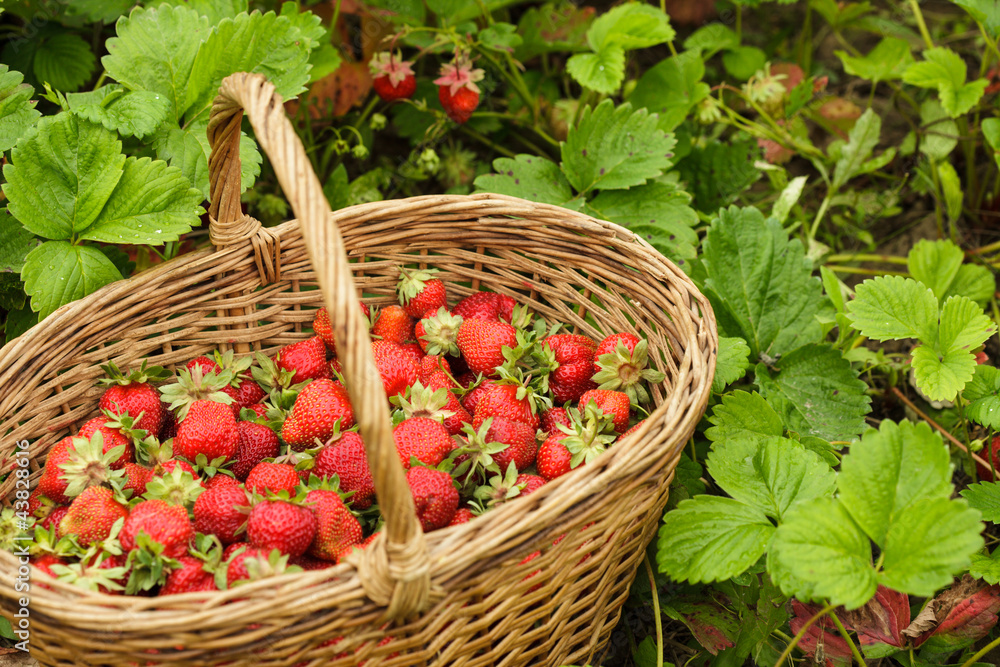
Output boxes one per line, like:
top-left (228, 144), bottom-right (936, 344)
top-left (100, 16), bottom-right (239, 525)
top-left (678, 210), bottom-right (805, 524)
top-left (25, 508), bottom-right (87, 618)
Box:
top-left (830, 611), bottom-right (867, 667)
top-left (644, 555), bottom-right (664, 667)
top-left (459, 125), bottom-right (517, 157)
top-left (330, 0), bottom-right (343, 36)
top-left (959, 635), bottom-right (1000, 667)
top-left (472, 45), bottom-right (538, 124)
top-left (826, 253), bottom-right (908, 265)
top-left (908, 0), bottom-right (935, 50)
top-left (808, 192), bottom-right (833, 242)
top-left (826, 266), bottom-right (908, 277)
top-left (772, 603), bottom-right (836, 667)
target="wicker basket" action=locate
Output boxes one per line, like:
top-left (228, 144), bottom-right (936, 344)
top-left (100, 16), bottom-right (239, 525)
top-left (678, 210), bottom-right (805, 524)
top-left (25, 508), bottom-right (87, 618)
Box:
top-left (0, 72), bottom-right (716, 666)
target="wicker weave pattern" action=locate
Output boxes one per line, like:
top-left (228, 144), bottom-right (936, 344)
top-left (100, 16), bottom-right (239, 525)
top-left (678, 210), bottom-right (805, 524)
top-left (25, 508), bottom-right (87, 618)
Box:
top-left (0, 73), bottom-right (716, 666)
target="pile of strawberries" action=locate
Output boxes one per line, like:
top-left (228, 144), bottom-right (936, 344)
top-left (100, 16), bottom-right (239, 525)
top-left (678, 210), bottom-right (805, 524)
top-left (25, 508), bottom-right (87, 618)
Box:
top-left (22, 268), bottom-right (665, 597)
top-left (369, 50), bottom-right (484, 124)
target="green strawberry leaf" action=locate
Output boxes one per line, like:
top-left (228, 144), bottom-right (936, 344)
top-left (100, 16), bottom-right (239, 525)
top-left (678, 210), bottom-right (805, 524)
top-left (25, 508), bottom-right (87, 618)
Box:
top-left (835, 36), bottom-right (913, 83)
top-left (913, 295), bottom-right (995, 402)
top-left (0, 65), bottom-right (40, 153)
top-left (683, 23), bottom-right (739, 56)
top-left (77, 157), bottom-right (204, 245)
top-left (474, 155), bottom-right (576, 206)
top-left (846, 275), bottom-right (938, 343)
top-left (768, 497), bottom-right (876, 609)
top-left (67, 0), bottom-right (134, 23)
top-left (514, 3), bottom-right (593, 62)
top-left (33, 32), bottom-right (96, 93)
top-left (102, 5), bottom-right (213, 123)
top-left (707, 436), bottom-right (836, 521)
top-left (567, 47), bottom-right (627, 95)
top-left (628, 50), bottom-right (711, 133)
top-left (153, 119), bottom-right (261, 197)
top-left (961, 481), bottom-right (1000, 523)
top-left (952, 0), bottom-right (1000, 37)
top-left (704, 390), bottom-right (784, 446)
top-left (479, 22), bottom-right (522, 53)
top-left (585, 180), bottom-right (698, 260)
top-left (585, 2), bottom-right (674, 52)
top-left (701, 205), bottom-right (831, 360)
top-left (182, 10), bottom-right (316, 125)
top-left (67, 86), bottom-right (171, 140)
top-left (712, 336), bottom-right (751, 393)
top-left (0, 209), bottom-right (39, 273)
top-left (965, 365), bottom-right (1000, 429)
top-left (2, 113), bottom-right (125, 241)
top-left (907, 238), bottom-right (963, 302)
top-left (754, 343), bottom-right (871, 442)
top-left (877, 497), bottom-right (983, 596)
top-left (903, 47), bottom-right (988, 118)
top-left (657, 495), bottom-right (774, 584)
top-left (21, 240), bottom-right (123, 320)
top-left (984, 118), bottom-right (1000, 170)
top-left (837, 420), bottom-right (952, 548)
top-left (831, 108), bottom-right (894, 191)
top-left (562, 100), bottom-right (676, 194)
top-left (722, 46), bottom-right (767, 81)
top-left (969, 549), bottom-right (1000, 584)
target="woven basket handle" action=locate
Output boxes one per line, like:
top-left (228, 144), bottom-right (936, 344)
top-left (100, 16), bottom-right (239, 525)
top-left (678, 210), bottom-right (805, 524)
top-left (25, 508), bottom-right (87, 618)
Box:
top-left (206, 72), bottom-right (430, 620)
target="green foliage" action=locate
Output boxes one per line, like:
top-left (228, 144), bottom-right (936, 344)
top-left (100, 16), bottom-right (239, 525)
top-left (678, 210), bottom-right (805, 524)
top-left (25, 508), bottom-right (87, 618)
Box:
top-left (830, 108), bottom-right (895, 191)
top-left (66, 86), bottom-right (171, 140)
top-left (705, 390), bottom-right (784, 445)
top-left (629, 50), bottom-right (710, 132)
top-left (701, 206), bottom-right (832, 361)
top-left (903, 47), bottom-right (989, 118)
top-left (965, 365), bottom-right (1000, 429)
top-left (712, 336), bottom-right (751, 392)
top-left (836, 37), bottom-right (913, 84)
top-left (0, 65), bottom-right (40, 152)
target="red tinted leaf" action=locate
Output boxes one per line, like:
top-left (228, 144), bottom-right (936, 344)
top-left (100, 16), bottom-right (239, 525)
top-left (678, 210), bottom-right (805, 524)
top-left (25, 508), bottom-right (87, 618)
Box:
top-left (790, 600), bottom-right (854, 667)
top-left (772, 63), bottom-right (805, 93)
top-left (918, 583), bottom-right (1000, 652)
top-left (842, 585), bottom-right (909, 647)
top-left (682, 604), bottom-right (736, 655)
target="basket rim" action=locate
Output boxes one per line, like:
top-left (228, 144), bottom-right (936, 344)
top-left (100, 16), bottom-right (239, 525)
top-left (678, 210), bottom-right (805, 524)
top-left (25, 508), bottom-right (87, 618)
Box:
top-left (0, 192), bottom-right (717, 622)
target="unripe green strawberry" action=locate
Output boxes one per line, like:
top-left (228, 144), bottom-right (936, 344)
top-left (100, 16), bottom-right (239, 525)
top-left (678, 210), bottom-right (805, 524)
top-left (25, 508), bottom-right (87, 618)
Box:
top-left (247, 500), bottom-right (318, 558)
top-left (305, 489), bottom-right (362, 561)
top-left (282, 379), bottom-right (354, 451)
top-left (59, 486), bottom-right (128, 547)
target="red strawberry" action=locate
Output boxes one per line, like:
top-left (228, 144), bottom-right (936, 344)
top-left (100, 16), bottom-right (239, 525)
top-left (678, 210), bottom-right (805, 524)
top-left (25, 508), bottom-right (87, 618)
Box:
top-left (372, 305), bottom-right (415, 344)
top-left (45, 433), bottom-right (127, 502)
top-left (305, 489), bottom-right (363, 561)
top-left (399, 342), bottom-right (425, 363)
top-left (540, 407), bottom-right (572, 435)
top-left (370, 51), bottom-right (417, 102)
top-left (77, 417), bottom-right (134, 469)
top-left (406, 466), bottom-right (459, 531)
top-left (245, 403), bottom-right (269, 419)
top-left (98, 362), bottom-right (169, 435)
top-left (592, 333), bottom-right (666, 405)
top-left (186, 356), bottom-right (220, 375)
top-left (205, 473), bottom-right (240, 490)
top-left (291, 554), bottom-right (335, 571)
top-left (161, 556), bottom-right (218, 595)
top-left (226, 546), bottom-right (291, 587)
top-left (123, 463), bottom-right (154, 498)
top-left (416, 308), bottom-right (464, 356)
top-left (194, 485), bottom-right (249, 545)
top-left (247, 500), bottom-right (318, 558)
top-left (453, 291), bottom-right (516, 322)
top-left (159, 458), bottom-right (199, 481)
top-left (484, 416), bottom-right (537, 472)
top-left (393, 418), bottom-right (455, 469)
top-left (314, 303), bottom-right (371, 353)
top-left (222, 378), bottom-right (266, 415)
top-left (245, 462), bottom-right (301, 496)
top-left (540, 334), bottom-right (598, 404)
top-left (578, 389), bottom-right (631, 434)
top-left (37, 437), bottom-right (80, 504)
top-left (434, 58), bottom-right (485, 124)
top-left (419, 354), bottom-right (453, 384)
top-left (282, 379), bottom-right (355, 451)
top-left (621, 419), bottom-right (647, 439)
top-left (395, 380), bottom-right (470, 436)
top-left (121, 499), bottom-right (194, 558)
top-left (312, 432), bottom-right (376, 509)
top-left (59, 487), bottom-right (128, 547)
top-left (473, 383), bottom-right (542, 430)
top-left (460, 378), bottom-right (498, 415)
top-left (536, 437), bottom-right (572, 481)
top-left (40, 506), bottom-right (69, 534)
top-left (32, 554), bottom-right (66, 579)
top-left (371, 340), bottom-right (420, 399)
top-left (275, 336), bottom-right (332, 385)
top-left (456, 319), bottom-right (517, 375)
top-left (448, 507), bottom-right (475, 526)
top-left (232, 422), bottom-right (280, 480)
top-left (517, 473), bottom-right (546, 496)
top-left (397, 268), bottom-right (448, 317)
top-left (977, 435), bottom-right (1000, 480)
top-left (174, 399), bottom-right (239, 463)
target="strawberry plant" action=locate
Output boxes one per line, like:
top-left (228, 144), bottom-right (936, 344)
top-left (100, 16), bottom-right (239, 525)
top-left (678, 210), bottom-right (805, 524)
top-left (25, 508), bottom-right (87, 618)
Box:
top-left (8, 0), bottom-right (1000, 665)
